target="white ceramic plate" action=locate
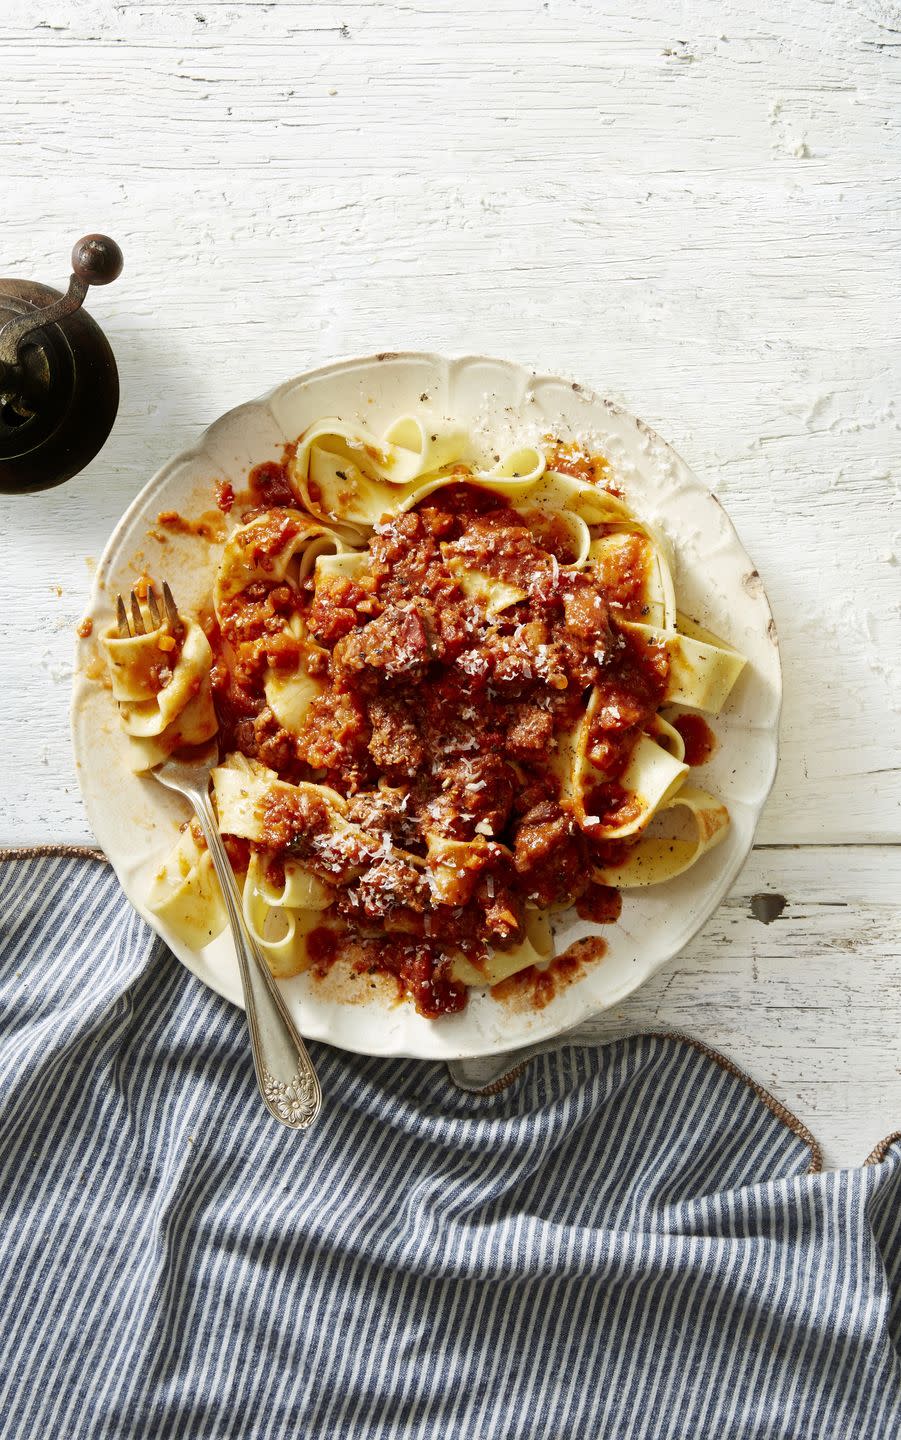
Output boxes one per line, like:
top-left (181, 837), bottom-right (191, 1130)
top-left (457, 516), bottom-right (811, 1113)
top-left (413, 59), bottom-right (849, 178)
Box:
top-left (72, 353), bottom-right (781, 1060)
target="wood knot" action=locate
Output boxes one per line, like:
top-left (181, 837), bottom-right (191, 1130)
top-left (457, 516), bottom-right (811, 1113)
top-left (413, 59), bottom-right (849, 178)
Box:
top-left (750, 892), bottom-right (787, 924)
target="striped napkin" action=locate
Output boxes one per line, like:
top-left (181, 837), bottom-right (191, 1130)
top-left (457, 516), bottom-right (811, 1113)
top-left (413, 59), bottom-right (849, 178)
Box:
top-left (1, 850), bottom-right (899, 1438)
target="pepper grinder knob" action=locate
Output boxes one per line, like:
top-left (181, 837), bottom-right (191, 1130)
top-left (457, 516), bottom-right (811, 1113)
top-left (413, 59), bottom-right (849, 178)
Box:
top-left (71, 234), bottom-right (124, 288)
top-left (0, 235), bottom-right (123, 368)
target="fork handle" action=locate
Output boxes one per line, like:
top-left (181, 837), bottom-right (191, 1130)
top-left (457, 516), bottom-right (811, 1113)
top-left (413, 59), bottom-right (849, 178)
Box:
top-left (190, 789), bottom-right (322, 1129)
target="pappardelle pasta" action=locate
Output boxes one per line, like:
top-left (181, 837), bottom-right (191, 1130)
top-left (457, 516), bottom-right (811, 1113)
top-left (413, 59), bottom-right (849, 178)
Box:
top-left (102, 415), bottom-right (746, 1017)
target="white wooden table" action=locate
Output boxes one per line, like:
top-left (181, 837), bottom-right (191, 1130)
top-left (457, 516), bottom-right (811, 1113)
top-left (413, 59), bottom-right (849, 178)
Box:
top-left (2, 0), bottom-right (898, 1168)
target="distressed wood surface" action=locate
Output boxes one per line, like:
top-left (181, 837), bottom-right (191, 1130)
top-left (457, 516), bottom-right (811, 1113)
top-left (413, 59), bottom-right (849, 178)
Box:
top-left (0, 0), bottom-right (898, 1166)
top-left (565, 846), bottom-right (901, 1171)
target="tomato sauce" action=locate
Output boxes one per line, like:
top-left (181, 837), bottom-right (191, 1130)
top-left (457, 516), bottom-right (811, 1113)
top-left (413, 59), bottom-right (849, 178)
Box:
top-left (248, 459), bottom-right (297, 510)
top-left (156, 509), bottom-right (226, 542)
top-left (591, 532), bottom-right (649, 616)
top-left (307, 927), bottom-right (468, 1018)
top-left (575, 883), bottom-right (623, 924)
top-left (674, 713), bottom-right (717, 767)
top-left (213, 455), bottom-right (668, 1018)
top-left (491, 945), bottom-right (604, 1010)
top-left (544, 439), bottom-right (609, 486)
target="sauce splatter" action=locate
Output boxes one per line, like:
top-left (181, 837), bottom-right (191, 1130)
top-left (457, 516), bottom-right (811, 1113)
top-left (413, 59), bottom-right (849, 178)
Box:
top-left (491, 939), bottom-right (607, 1010)
top-left (673, 713), bottom-right (717, 766)
top-left (306, 927), bottom-right (467, 1019)
top-left (575, 883), bottom-right (622, 924)
top-left (560, 936), bottom-right (609, 967)
top-left (155, 509), bottom-right (226, 543)
top-left (248, 459), bottom-right (296, 509)
top-left (215, 480), bottom-right (235, 514)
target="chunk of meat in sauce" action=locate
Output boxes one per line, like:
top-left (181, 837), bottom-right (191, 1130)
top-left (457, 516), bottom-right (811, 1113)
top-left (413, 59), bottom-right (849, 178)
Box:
top-left (237, 509), bottom-right (306, 569)
top-left (368, 511), bottom-right (445, 596)
top-left (375, 940), bottom-right (468, 1019)
top-left (583, 782), bottom-right (644, 831)
top-left (220, 582), bottom-right (297, 647)
top-left (505, 702), bottom-right (553, 758)
top-left (337, 854), bottom-right (430, 922)
top-left (446, 515), bottom-right (551, 591)
top-left (298, 690), bottom-right (368, 773)
top-left (252, 707), bottom-right (299, 774)
top-left (344, 787), bottom-right (420, 850)
top-left (481, 622), bottom-right (549, 690)
top-left (511, 773), bottom-right (560, 817)
top-left (307, 576), bottom-right (369, 647)
top-left (512, 799), bottom-right (589, 908)
top-left (427, 754), bottom-right (516, 840)
top-left (259, 788), bottom-right (332, 857)
top-left (479, 858), bottom-right (526, 946)
top-left (562, 573), bottom-right (612, 643)
top-left (335, 600), bottom-right (437, 677)
top-left (591, 532), bottom-right (648, 614)
top-left (366, 696), bottom-right (425, 778)
top-left (521, 509), bottom-right (581, 563)
top-left (587, 627), bottom-right (670, 775)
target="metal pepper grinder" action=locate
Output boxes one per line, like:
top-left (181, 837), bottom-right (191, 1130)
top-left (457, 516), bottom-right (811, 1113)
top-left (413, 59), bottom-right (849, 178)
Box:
top-left (0, 234), bottom-right (123, 492)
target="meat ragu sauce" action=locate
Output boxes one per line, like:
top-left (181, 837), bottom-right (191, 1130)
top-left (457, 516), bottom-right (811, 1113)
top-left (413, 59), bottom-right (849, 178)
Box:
top-left (673, 712), bottom-right (717, 767)
top-left (208, 459), bottom-right (668, 1018)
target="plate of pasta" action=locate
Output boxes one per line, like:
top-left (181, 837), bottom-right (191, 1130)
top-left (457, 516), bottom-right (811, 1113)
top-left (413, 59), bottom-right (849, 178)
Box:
top-left (72, 353), bottom-right (781, 1059)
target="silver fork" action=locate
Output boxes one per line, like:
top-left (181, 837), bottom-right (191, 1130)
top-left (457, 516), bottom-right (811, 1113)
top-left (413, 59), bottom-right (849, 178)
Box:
top-left (118, 584), bottom-right (322, 1130)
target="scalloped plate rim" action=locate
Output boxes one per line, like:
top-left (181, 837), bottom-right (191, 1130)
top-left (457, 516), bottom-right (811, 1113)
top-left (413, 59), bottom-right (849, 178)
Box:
top-left (71, 350), bottom-right (781, 1060)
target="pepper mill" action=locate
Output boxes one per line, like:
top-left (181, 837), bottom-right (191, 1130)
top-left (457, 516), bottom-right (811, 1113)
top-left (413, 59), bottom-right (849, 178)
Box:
top-left (0, 234), bottom-right (123, 493)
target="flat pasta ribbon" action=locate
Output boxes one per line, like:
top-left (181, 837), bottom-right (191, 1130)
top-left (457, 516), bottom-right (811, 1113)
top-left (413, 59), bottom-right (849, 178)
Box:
top-left (591, 785), bottom-right (731, 888)
top-left (620, 621), bottom-right (747, 714)
top-left (450, 913), bottom-right (554, 987)
top-left (214, 510), bottom-right (341, 611)
top-left (242, 852), bottom-right (335, 979)
top-left (291, 415), bottom-right (546, 531)
top-left (101, 613), bottom-right (217, 772)
top-left (145, 825), bottom-right (227, 948)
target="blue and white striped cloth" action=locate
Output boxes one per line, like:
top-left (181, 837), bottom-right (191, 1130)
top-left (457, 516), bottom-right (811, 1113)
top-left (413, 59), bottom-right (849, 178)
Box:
top-left (1, 852), bottom-right (899, 1438)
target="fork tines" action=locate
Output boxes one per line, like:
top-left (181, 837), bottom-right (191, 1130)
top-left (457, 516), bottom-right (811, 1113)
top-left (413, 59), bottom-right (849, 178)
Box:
top-left (162, 582), bottom-right (184, 637)
top-left (115, 582), bottom-right (183, 640)
top-left (130, 593), bottom-right (145, 636)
